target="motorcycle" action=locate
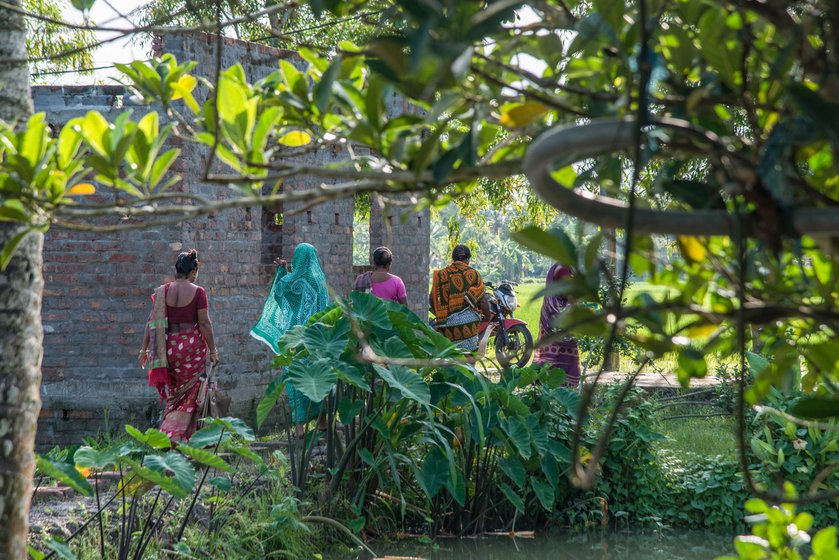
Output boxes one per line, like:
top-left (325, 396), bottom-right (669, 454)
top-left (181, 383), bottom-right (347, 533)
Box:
top-left (479, 281), bottom-right (534, 368)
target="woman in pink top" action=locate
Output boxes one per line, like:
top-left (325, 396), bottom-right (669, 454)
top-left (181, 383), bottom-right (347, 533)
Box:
top-left (353, 246), bottom-right (408, 305)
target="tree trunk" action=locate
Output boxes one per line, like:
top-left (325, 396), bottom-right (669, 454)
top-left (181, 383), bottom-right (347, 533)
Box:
top-left (0, 2), bottom-right (41, 558)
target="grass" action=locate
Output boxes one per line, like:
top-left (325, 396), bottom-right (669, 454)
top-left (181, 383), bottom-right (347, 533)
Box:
top-left (513, 281), bottom-right (677, 333)
top-left (511, 281), bottom-right (681, 371)
top-left (654, 406), bottom-right (738, 458)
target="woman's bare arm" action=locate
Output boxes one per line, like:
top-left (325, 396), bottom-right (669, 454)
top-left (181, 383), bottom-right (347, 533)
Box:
top-left (139, 324), bottom-right (151, 368)
top-left (197, 308), bottom-right (219, 365)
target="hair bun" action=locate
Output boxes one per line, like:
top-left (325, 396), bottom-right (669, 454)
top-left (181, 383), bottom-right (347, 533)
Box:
top-left (187, 249), bottom-right (198, 261)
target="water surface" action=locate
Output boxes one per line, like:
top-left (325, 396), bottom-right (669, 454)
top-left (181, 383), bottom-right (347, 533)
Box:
top-left (363, 529), bottom-right (734, 560)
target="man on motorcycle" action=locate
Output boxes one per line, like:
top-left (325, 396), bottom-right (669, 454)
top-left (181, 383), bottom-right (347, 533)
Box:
top-left (429, 244), bottom-right (489, 351)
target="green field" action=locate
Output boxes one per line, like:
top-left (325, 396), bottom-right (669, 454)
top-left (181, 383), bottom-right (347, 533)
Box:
top-left (511, 281), bottom-right (675, 335)
top-left (508, 281), bottom-right (680, 370)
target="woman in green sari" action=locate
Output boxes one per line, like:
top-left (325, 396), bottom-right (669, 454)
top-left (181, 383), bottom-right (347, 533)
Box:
top-left (250, 243), bottom-right (330, 427)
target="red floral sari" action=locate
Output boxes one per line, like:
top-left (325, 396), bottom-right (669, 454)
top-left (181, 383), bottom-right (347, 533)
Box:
top-left (158, 326), bottom-right (207, 442)
top-left (147, 284), bottom-right (208, 443)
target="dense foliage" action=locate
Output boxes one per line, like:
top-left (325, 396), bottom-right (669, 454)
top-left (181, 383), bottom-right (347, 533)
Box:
top-left (6, 0), bottom-right (839, 556)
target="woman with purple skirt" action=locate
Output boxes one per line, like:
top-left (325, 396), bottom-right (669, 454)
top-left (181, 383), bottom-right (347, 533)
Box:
top-left (533, 263), bottom-right (581, 388)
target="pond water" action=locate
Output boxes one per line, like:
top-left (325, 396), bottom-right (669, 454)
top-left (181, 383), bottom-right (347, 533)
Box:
top-left (359, 529), bottom-right (735, 560)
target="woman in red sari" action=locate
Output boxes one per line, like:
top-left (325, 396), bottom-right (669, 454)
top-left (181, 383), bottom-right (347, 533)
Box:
top-left (139, 250), bottom-right (219, 443)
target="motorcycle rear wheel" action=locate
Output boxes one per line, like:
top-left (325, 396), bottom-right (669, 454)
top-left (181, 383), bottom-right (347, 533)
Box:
top-left (495, 324), bottom-right (534, 368)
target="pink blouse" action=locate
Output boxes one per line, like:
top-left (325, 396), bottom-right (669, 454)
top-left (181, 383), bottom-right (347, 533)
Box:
top-left (371, 275), bottom-right (407, 302)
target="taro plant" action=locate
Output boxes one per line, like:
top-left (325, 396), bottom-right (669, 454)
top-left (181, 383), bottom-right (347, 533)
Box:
top-left (256, 291), bottom-right (607, 535)
top-left (29, 417), bottom-right (263, 559)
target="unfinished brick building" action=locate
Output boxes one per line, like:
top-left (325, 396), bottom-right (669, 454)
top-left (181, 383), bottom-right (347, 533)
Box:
top-left (32, 33), bottom-right (430, 447)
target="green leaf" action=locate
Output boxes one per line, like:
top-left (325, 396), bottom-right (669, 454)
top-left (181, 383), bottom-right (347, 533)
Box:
top-left (210, 417), bottom-right (256, 441)
top-left (19, 113), bottom-right (48, 167)
top-left (28, 544), bottom-right (47, 560)
top-left (80, 111), bottom-right (110, 157)
top-left (541, 453), bottom-right (561, 487)
top-left (511, 226), bottom-right (577, 267)
top-left (788, 84), bottom-right (839, 147)
top-left (677, 347), bottom-right (708, 385)
top-left (373, 364), bottom-right (431, 405)
top-left (789, 396), bottom-right (839, 419)
top-left (176, 444), bottom-right (234, 472)
top-left (73, 446), bottom-right (117, 470)
top-left (189, 424), bottom-right (230, 448)
top-left (349, 290), bottom-right (391, 329)
top-left (584, 233), bottom-right (603, 272)
top-left (338, 397), bottom-right (364, 424)
top-left (230, 444), bottom-right (265, 466)
top-left (499, 482), bottom-right (525, 513)
top-left (746, 352), bottom-right (770, 376)
top-left (208, 476), bottom-right (233, 492)
top-left (314, 56), bottom-right (342, 114)
top-left (36, 456), bottom-right (93, 497)
top-left (43, 537), bottom-right (77, 560)
top-left (420, 447), bottom-right (449, 498)
top-left (285, 358), bottom-right (337, 403)
top-left (697, 8), bottom-right (742, 90)
top-left (143, 452), bottom-right (196, 495)
top-left (256, 375), bottom-right (285, 428)
top-left (812, 527), bottom-right (838, 556)
top-left (125, 425), bottom-right (172, 449)
top-left (70, 0), bottom-right (95, 12)
top-left (497, 454), bottom-right (526, 488)
top-left (0, 227), bottom-right (33, 271)
top-left (531, 478), bottom-right (555, 512)
top-left (302, 319), bottom-right (350, 359)
top-left (503, 416), bottom-right (532, 460)
top-left (149, 148), bottom-right (180, 191)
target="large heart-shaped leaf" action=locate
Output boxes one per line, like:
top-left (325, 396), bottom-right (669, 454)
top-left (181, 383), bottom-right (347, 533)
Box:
top-left (189, 424), bottom-right (231, 448)
top-left (302, 318), bottom-right (349, 359)
top-left (503, 416), bottom-right (532, 460)
top-left (285, 358), bottom-right (337, 403)
top-left (36, 456), bottom-right (93, 497)
top-left (497, 454), bottom-right (526, 489)
top-left (210, 417), bottom-right (256, 441)
top-left (74, 446), bottom-right (118, 470)
top-left (373, 364), bottom-right (431, 405)
top-left (531, 478), bottom-right (555, 511)
top-left (337, 362), bottom-right (370, 390)
top-left (143, 453), bottom-right (196, 496)
top-left (125, 425), bottom-right (171, 449)
top-left (419, 447), bottom-right (449, 499)
top-left (349, 291), bottom-right (391, 329)
top-left (373, 336), bottom-right (414, 360)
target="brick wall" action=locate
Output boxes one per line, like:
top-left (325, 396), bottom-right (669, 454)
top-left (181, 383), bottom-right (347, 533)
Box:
top-left (369, 194), bottom-right (431, 318)
top-left (33, 32), bottom-right (430, 447)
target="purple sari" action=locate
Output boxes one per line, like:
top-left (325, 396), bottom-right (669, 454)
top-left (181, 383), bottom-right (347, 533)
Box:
top-left (533, 263), bottom-right (581, 388)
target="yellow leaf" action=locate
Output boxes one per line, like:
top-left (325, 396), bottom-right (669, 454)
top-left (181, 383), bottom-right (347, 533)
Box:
top-left (171, 75), bottom-right (200, 114)
top-left (66, 183), bottom-right (95, 196)
top-left (171, 75), bottom-right (197, 100)
top-left (278, 130), bottom-right (312, 147)
top-left (677, 235), bottom-right (707, 263)
top-left (499, 102), bottom-right (549, 128)
top-left (684, 323), bottom-right (718, 338)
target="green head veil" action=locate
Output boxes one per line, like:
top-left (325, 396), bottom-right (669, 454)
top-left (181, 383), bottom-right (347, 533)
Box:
top-left (250, 243), bottom-right (330, 354)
